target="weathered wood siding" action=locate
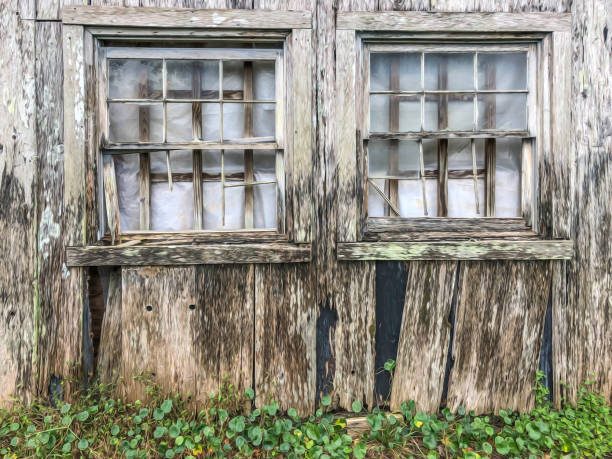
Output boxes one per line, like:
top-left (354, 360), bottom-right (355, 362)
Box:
top-left (0, 0), bottom-right (610, 414)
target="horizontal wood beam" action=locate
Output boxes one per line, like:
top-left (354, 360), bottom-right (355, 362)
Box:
top-left (337, 12), bottom-right (570, 32)
top-left (66, 243), bottom-right (311, 266)
top-left (337, 240), bottom-right (573, 261)
top-left (104, 141), bottom-right (277, 152)
top-left (367, 217), bottom-right (530, 233)
top-left (63, 6), bottom-right (312, 29)
top-left (369, 131), bottom-right (530, 140)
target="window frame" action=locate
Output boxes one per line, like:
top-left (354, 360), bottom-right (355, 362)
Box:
top-left (335, 12), bottom-right (573, 261)
top-left (62, 6), bottom-right (313, 266)
top-left (99, 45), bottom-right (286, 238)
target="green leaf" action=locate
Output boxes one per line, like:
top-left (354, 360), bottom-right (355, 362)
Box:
top-left (495, 436), bottom-right (510, 455)
top-left (39, 432), bottom-right (50, 445)
top-left (78, 439), bottom-right (89, 451)
top-left (482, 441), bottom-right (493, 454)
top-left (77, 411), bottom-right (89, 422)
top-left (161, 399), bottom-right (173, 414)
top-left (62, 415), bottom-right (72, 426)
top-left (218, 409), bottom-right (229, 423)
top-left (423, 434), bottom-right (438, 450)
top-left (62, 442), bottom-right (72, 453)
top-left (457, 406), bottom-right (466, 416)
top-left (60, 403), bottom-right (71, 414)
top-left (244, 387), bottom-right (255, 400)
top-left (353, 441), bottom-right (367, 459)
top-left (10, 436), bottom-right (19, 447)
top-left (153, 408), bottom-right (165, 421)
top-left (111, 425), bottom-right (120, 436)
top-left (175, 436), bottom-right (184, 446)
top-left (153, 426), bottom-right (167, 439)
top-left (165, 448), bottom-right (175, 458)
top-left (288, 408), bottom-right (298, 420)
top-left (384, 359), bottom-right (396, 372)
top-left (9, 423), bottom-right (19, 432)
top-left (169, 424), bottom-right (180, 439)
top-left (229, 416), bottom-right (246, 433)
top-left (235, 435), bottom-right (246, 449)
top-left (351, 400), bottom-right (362, 413)
top-left (133, 415), bottom-right (142, 424)
top-left (321, 395), bottom-right (332, 407)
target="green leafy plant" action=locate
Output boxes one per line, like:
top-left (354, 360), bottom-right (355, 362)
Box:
top-left (0, 372), bottom-right (609, 458)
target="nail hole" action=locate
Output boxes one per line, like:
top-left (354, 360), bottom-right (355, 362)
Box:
top-left (189, 304), bottom-right (196, 311)
top-left (146, 305), bottom-right (153, 311)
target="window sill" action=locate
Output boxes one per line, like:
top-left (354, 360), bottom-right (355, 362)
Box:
top-left (66, 242), bottom-right (311, 266)
top-left (336, 240), bottom-right (573, 261)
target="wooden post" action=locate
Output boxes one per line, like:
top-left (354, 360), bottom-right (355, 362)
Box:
top-left (192, 62), bottom-right (203, 229)
top-left (138, 71), bottom-right (151, 230)
top-left (437, 58), bottom-right (448, 216)
top-left (243, 61), bottom-right (254, 228)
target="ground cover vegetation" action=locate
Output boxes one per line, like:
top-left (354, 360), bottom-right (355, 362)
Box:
top-left (1, 365), bottom-right (610, 458)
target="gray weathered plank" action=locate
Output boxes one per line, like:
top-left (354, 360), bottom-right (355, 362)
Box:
top-left (367, 217), bottom-right (531, 233)
top-left (255, 264), bottom-right (316, 415)
top-left (337, 12), bottom-right (571, 32)
top-left (63, 6), bottom-right (312, 29)
top-left (447, 261), bottom-right (551, 413)
top-left (66, 243), bottom-right (312, 266)
top-left (337, 240), bottom-right (574, 261)
top-left (390, 262), bottom-right (458, 412)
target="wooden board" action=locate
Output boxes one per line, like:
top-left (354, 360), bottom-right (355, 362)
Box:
top-left (0, 4), bottom-right (37, 406)
top-left (97, 269), bottom-right (122, 383)
top-left (63, 6), bottom-right (312, 29)
top-left (66, 243), bottom-right (311, 266)
top-left (119, 267), bottom-right (199, 401)
top-left (390, 262), bottom-right (458, 413)
top-left (337, 241), bottom-right (574, 261)
top-left (193, 265), bottom-right (254, 400)
top-left (255, 264), bottom-right (316, 415)
top-left (446, 261), bottom-right (551, 413)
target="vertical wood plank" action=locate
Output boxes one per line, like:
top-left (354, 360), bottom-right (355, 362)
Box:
top-left (255, 264), bottom-right (315, 415)
top-left (0, 6), bottom-right (37, 405)
top-left (484, 60), bottom-right (496, 216)
top-left (138, 74), bottom-right (151, 230)
top-left (386, 56), bottom-right (400, 214)
top-left (194, 265), bottom-right (254, 400)
top-left (103, 156), bottom-right (121, 244)
top-left (120, 267), bottom-right (198, 402)
top-left (336, 29), bottom-right (358, 242)
top-left (60, 23), bottom-right (87, 398)
top-left (97, 269), bottom-right (122, 383)
top-left (192, 62), bottom-right (203, 230)
top-left (243, 61), bottom-right (254, 228)
top-left (438, 59), bottom-right (449, 216)
top-left (292, 28), bottom-right (313, 242)
top-left (390, 262), bottom-right (457, 412)
top-left (447, 261), bottom-right (551, 413)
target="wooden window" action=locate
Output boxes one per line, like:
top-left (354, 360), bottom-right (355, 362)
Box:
top-left (100, 46), bottom-right (285, 237)
top-left (62, 6), bottom-right (313, 266)
top-left (364, 43), bottom-right (536, 224)
top-left (335, 13), bottom-right (573, 260)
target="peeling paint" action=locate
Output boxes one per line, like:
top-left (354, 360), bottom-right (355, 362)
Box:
top-left (61, 263), bottom-right (70, 279)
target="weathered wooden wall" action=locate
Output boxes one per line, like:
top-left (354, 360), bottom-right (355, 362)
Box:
top-left (0, 0), bottom-right (610, 414)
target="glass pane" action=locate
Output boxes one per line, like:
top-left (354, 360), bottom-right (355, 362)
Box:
top-left (398, 139), bottom-right (437, 217)
top-left (368, 140), bottom-right (420, 178)
top-left (367, 179), bottom-right (386, 217)
top-left (222, 61), bottom-right (245, 99)
top-left (222, 103), bottom-right (275, 141)
top-left (370, 53), bottom-right (421, 91)
top-left (253, 150), bottom-right (276, 180)
top-left (370, 94), bottom-right (421, 132)
top-left (166, 103), bottom-right (193, 142)
top-left (150, 150), bottom-right (192, 174)
top-left (108, 59), bottom-right (162, 100)
top-left (202, 103), bottom-right (221, 142)
top-left (477, 94), bottom-right (527, 130)
top-left (495, 138), bottom-right (522, 217)
top-left (447, 139), bottom-right (484, 170)
top-left (424, 53), bottom-right (474, 90)
top-left (112, 154), bottom-right (139, 231)
top-left (166, 60), bottom-right (219, 99)
top-left (253, 61), bottom-right (276, 101)
top-left (108, 103), bottom-right (163, 142)
top-left (478, 53), bottom-right (527, 90)
top-left (447, 178), bottom-right (485, 217)
top-left (424, 94), bottom-right (473, 131)
top-left (150, 182), bottom-right (194, 230)
top-left (253, 183), bottom-right (276, 229)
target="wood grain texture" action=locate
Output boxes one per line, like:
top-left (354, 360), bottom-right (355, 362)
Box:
top-left (193, 265), bottom-right (254, 400)
top-left (447, 261), bottom-right (551, 413)
top-left (390, 262), bottom-right (457, 413)
top-left (255, 264), bottom-right (316, 415)
top-left (338, 241), bottom-right (573, 261)
top-left (337, 11), bottom-right (571, 31)
top-left (119, 267), bottom-right (199, 401)
top-left (553, 0), bottom-right (612, 405)
top-left (66, 243), bottom-right (311, 266)
top-left (97, 269), bottom-right (122, 383)
top-left (0, 3), bottom-right (37, 405)
top-left (63, 6), bottom-right (312, 29)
